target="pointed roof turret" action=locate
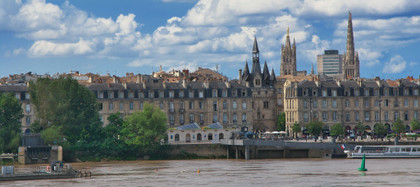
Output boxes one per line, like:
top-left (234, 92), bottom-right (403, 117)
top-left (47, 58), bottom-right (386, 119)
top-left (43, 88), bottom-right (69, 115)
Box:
top-left (252, 36), bottom-right (259, 53)
top-left (345, 11), bottom-right (355, 65)
top-left (263, 61), bottom-right (270, 80)
top-left (242, 60), bottom-right (250, 81)
top-left (285, 27), bottom-right (291, 49)
top-left (270, 68), bottom-right (276, 81)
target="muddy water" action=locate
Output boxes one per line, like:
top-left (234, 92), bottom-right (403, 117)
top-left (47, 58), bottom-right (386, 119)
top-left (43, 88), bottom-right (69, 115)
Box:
top-left (3, 159), bottom-right (420, 186)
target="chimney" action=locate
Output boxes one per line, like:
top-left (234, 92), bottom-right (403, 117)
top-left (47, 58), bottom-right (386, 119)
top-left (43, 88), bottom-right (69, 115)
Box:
top-left (357, 79), bottom-right (362, 86)
top-left (203, 81), bottom-right (209, 89)
top-left (88, 76), bottom-right (93, 83)
top-left (225, 81), bottom-right (230, 88)
top-left (182, 79), bottom-right (187, 88)
top-left (239, 69), bottom-right (242, 82)
top-left (123, 82), bottom-right (127, 89)
top-left (336, 80), bottom-right (341, 87)
top-left (142, 81), bottom-right (146, 89)
top-left (113, 76), bottom-right (118, 83)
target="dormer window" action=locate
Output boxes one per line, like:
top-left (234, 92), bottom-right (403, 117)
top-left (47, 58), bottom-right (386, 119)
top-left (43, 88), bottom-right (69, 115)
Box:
top-left (332, 89), bottom-right (337, 97)
top-left (255, 79), bottom-right (261, 86)
top-left (212, 89), bottom-right (218, 98)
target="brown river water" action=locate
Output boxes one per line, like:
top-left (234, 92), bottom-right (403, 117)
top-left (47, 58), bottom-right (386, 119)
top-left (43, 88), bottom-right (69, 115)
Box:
top-left (2, 159), bottom-right (420, 186)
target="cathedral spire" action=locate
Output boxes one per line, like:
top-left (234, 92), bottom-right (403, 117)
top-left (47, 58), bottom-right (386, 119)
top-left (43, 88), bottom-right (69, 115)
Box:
top-left (285, 27), bottom-right (291, 49)
top-left (252, 36), bottom-right (259, 53)
top-left (345, 11), bottom-right (354, 65)
top-left (263, 61), bottom-right (270, 81)
top-left (342, 11), bottom-right (360, 80)
top-left (251, 37), bottom-right (261, 76)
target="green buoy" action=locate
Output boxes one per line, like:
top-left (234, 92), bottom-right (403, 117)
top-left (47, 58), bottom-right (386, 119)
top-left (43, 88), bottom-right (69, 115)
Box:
top-left (358, 154), bottom-right (368, 171)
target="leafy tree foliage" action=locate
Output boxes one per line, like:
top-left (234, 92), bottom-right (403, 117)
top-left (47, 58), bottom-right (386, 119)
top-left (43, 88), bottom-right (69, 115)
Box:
top-left (41, 125), bottom-right (63, 145)
top-left (29, 77), bottom-right (102, 144)
top-left (307, 121), bottom-right (323, 137)
top-left (292, 122), bottom-right (301, 138)
top-left (355, 122), bottom-right (365, 136)
top-left (120, 103), bottom-right (167, 155)
top-left (411, 119), bottom-right (420, 131)
top-left (0, 93), bottom-right (24, 153)
top-left (277, 112), bottom-right (285, 131)
top-left (392, 118), bottom-right (406, 135)
top-left (373, 123), bottom-right (387, 140)
top-left (330, 123), bottom-right (345, 137)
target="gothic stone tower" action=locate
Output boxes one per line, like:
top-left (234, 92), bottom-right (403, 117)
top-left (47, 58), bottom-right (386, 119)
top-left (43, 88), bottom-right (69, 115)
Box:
top-left (342, 11), bottom-right (360, 80)
top-left (281, 28), bottom-right (297, 76)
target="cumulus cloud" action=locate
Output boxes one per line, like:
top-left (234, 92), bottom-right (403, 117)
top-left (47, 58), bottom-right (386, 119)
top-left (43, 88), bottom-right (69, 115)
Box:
top-left (382, 55), bottom-right (407, 74)
top-left (29, 39), bottom-right (94, 57)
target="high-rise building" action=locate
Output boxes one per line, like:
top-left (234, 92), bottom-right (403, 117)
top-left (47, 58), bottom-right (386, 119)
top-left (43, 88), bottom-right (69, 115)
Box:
top-left (342, 11), bottom-right (360, 80)
top-left (317, 50), bottom-right (343, 78)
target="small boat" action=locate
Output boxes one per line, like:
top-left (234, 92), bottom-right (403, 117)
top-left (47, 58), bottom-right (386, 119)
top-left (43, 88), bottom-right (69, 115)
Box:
top-left (346, 145), bottom-right (420, 158)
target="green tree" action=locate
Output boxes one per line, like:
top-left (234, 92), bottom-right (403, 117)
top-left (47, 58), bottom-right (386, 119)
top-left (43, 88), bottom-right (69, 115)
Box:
top-left (41, 125), bottom-right (63, 145)
top-left (392, 118), bottom-right (406, 135)
top-left (307, 121), bottom-right (323, 137)
top-left (120, 103), bottom-right (167, 156)
top-left (29, 77), bottom-right (102, 144)
top-left (355, 122), bottom-right (365, 136)
top-left (330, 123), bottom-right (345, 138)
top-left (411, 119), bottom-right (420, 131)
top-left (373, 123), bottom-right (387, 140)
top-left (0, 93), bottom-right (24, 153)
top-left (292, 122), bottom-right (301, 138)
top-left (277, 112), bottom-right (286, 131)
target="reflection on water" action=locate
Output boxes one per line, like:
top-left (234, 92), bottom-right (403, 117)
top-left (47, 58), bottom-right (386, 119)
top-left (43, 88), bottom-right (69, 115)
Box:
top-left (3, 159), bottom-right (420, 186)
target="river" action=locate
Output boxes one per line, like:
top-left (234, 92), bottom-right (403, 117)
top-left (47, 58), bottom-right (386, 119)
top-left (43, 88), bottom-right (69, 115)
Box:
top-left (3, 159), bottom-right (420, 186)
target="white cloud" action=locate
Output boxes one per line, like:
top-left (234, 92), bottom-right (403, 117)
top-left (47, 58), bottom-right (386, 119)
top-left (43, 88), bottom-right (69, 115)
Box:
top-left (382, 55), bottom-right (407, 74)
top-left (29, 39), bottom-right (94, 57)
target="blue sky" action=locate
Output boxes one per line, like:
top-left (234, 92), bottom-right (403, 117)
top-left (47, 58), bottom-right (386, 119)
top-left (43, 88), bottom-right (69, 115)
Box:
top-left (1, 0), bottom-right (420, 80)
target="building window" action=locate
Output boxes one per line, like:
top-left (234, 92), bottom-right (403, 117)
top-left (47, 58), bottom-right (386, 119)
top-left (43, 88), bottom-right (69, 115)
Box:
top-left (405, 111), bottom-right (409, 121)
top-left (364, 89), bottom-right (369, 96)
top-left (213, 114), bottom-right (218, 123)
top-left (346, 112), bottom-right (350, 121)
top-left (180, 102), bottom-right (184, 110)
top-left (169, 114), bottom-right (174, 125)
top-left (25, 93), bottom-right (30, 100)
top-left (25, 104), bottom-right (31, 113)
top-left (364, 99), bottom-right (369, 107)
top-left (169, 91), bottom-right (174, 98)
top-left (332, 90), bottom-right (337, 96)
top-left (375, 111), bottom-right (379, 121)
top-left (264, 101), bottom-right (269, 109)
top-left (385, 112), bottom-right (389, 121)
top-left (189, 114), bottom-right (194, 123)
top-left (355, 90), bottom-right (359, 96)
top-left (179, 91), bottom-right (184, 98)
top-left (242, 90), bottom-right (247, 97)
top-left (139, 92), bottom-right (144, 98)
top-left (242, 101), bottom-right (247, 109)
top-left (404, 89), bottom-right (409, 96)
top-left (199, 90), bottom-right (204, 98)
top-left (394, 100), bottom-right (399, 107)
top-left (332, 100), bottom-right (337, 108)
top-left (128, 92), bottom-right (134, 98)
top-left (129, 102), bottom-right (134, 110)
top-left (140, 102), bottom-right (143, 110)
top-left (404, 99), bottom-right (409, 107)
top-left (200, 114), bottom-right (204, 123)
top-left (374, 89), bottom-right (379, 96)
top-left (99, 92), bottom-right (104, 99)
top-left (109, 102), bottom-right (114, 110)
top-left (189, 102), bottom-right (194, 109)
top-left (223, 113), bottom-right (228, 124)
top-left (332, 111), bottom-right (337, 121)
top-left (26, 116), bottom-right (31, 125)
top-left (169, 102), bottom-right (174, 111)
top-left (232, 90), bottom-right (237, 97)
top-left (385, 99), bottom-right (389, 107)
top-left (364, 111), bottom-right (370, 121)
top-left (355, 111), bottom-right (359, 121)
top-left (415, 112), bottom-right (419, 120)
top-left (415, 99), bottom-right (419, 107)
top-left (212, 90), bottom-right (217, 98)
top-left (180, 114), bottom-right (184, 124)
top-left (323, 100), bottom-right (327, 108)
top-left (233, 114), bottom-right (237, 124)
top-left (222, 90), bottom-right (227, 97)
top-left (322, 90), bottom-right (327, 97)
top-left (160, 102), bottom-right (164, 110)
top-left (119, 102), bottom-right (124, 111)
top-left (303, 112), bottom-right (308, 122)
top-left (199, 102), bottom-right (203, 109)
top-left (213, 101), bottom-right (217, 111)
top-left (233, 101), bottom-right (237, 109)
top-left (414, 89), bottom-right (419, 96)
top-left (345, 100), bottom-right (349, 107)
top-left (242, 113), bottom-right (247, 123)
top-left (323, 112), bottom-right (327, 122)
top-left (189, 90), bottom-right (194, 98)
top-left (394, 112), bottom-right (399, 120)
top-left (313, 100), bottom-right (317, 108)
top-left (303, 100), bottom-right (308, 109)
top-left (223, 100), bottom-right (227, 109)
top-left (355, 100), bottom-right (359, 107)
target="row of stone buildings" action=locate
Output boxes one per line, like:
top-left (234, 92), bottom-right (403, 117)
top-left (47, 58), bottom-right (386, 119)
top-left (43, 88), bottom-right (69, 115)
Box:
top-left (1, 12), bottom-right (419, 138)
